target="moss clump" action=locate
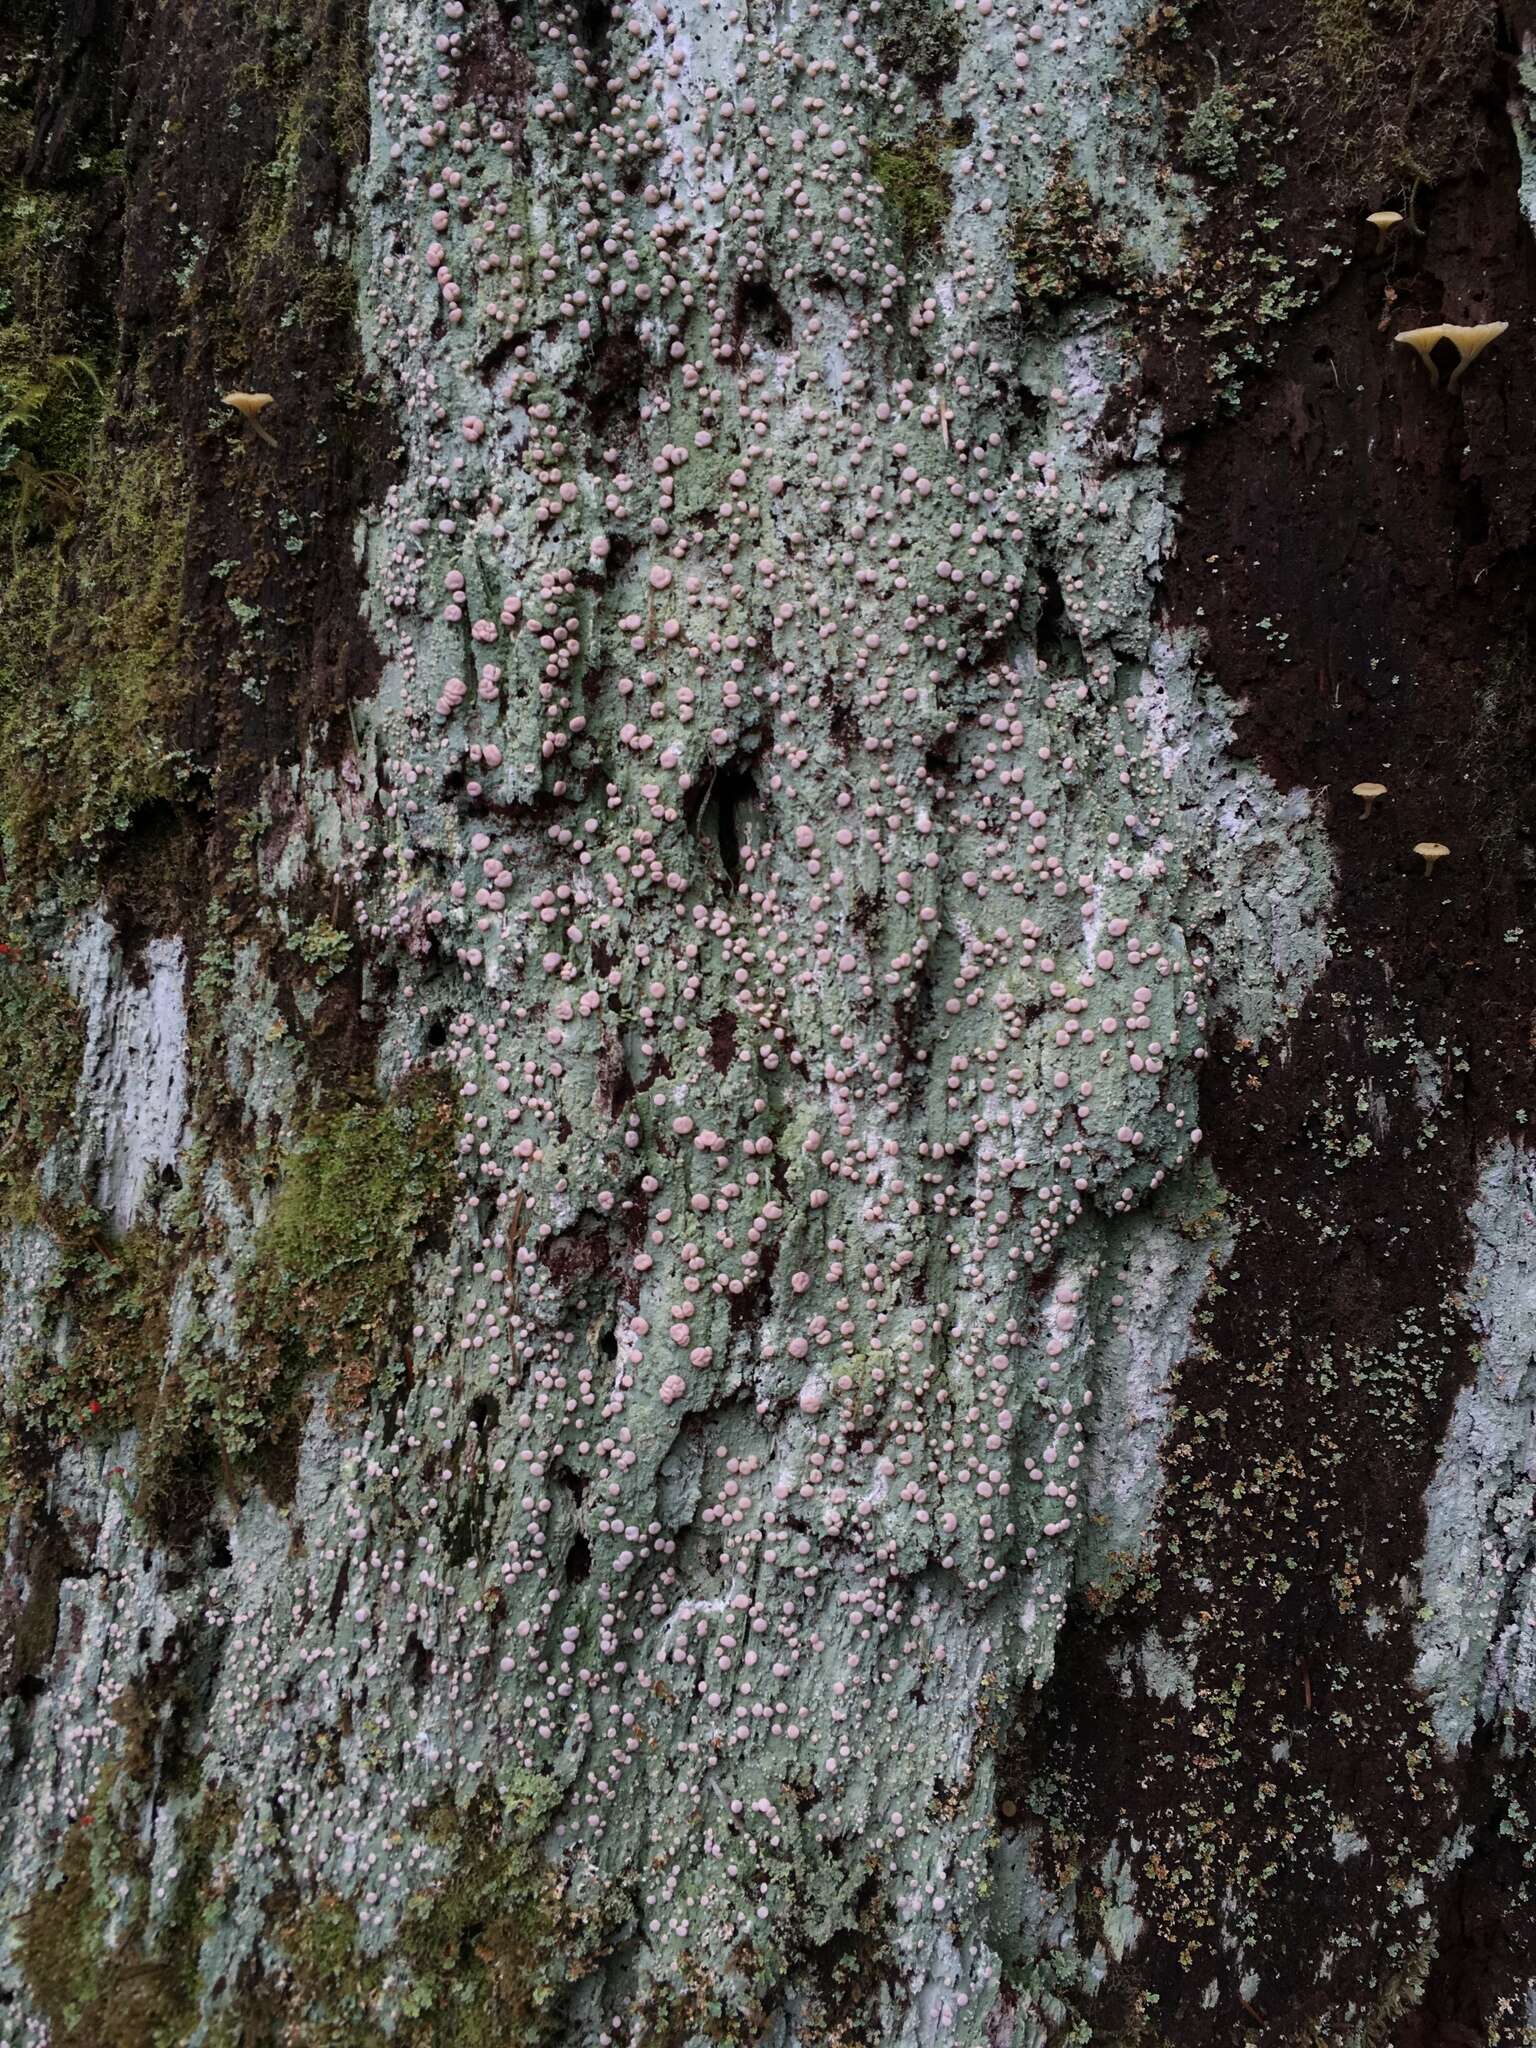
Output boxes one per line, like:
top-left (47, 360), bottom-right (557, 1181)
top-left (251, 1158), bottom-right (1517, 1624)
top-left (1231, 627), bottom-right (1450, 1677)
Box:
top-left (0, 339), bottom-right (102, 542)
top-left (18, 1780), bottom-right (239, 2047)
top-left (870, 125), bottom-right (957, 248)
top-left (277, 1773), bottom-right (591, 2046)
top-left (397, 1775), bottom-right (568, 2044)
top-left (7, 1070), bottom-right (455, 1513)
top-left (3, 1202), bottom-right (178, 1450)
top-left (1010, 171), bottom-right (1135, 312)
top-left (0, 438), bottom-right (192, 893)
top-left (1302, 0), bottom-right (1487, 183)
top-left (240, 1073), bottom-right (458, 1429)
top-left (0, 952), bottom-right (82, 1215)
top-left (131, 1372), bottom-right (225, 1539)
top-left (0, 66), bottom-right (112, 548)
top-left (212, 0), bottom-right (372, 360)
top-left (0, 50), bottom-right (191, 897)
top-left (1307, 0), bottom-right (1403, 91)
top-left (18, 1817), bottom-right (120, 2044)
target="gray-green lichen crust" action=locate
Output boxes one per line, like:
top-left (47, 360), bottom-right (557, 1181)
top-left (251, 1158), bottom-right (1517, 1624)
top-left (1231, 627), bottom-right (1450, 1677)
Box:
top-left (0, 0), bottom-right (1334, 2040)
top-left (1415, 1141), bottom-right (1536, 1756)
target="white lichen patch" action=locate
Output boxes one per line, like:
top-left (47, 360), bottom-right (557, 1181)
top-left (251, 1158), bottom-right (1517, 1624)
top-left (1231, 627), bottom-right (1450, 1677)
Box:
top-left (1415, 1140), bottom-right (1536, 1752)
top-left (0, 1433), bottom-right (176, 1914)
top-left (57, 912), bottom-right (189, 1235)
top-left (1135, 630), bottom-right (1334, 1044)
top-left (1074, 1171), bottom-right (1231, 1602)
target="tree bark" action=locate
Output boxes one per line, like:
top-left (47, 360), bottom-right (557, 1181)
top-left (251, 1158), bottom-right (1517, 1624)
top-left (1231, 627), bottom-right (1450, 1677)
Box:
top-left (2, 0), bottom-right (1534, 2042)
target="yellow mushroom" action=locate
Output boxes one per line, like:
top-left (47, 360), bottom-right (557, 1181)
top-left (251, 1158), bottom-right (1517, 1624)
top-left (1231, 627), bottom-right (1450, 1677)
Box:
top-left (1395, 322), bottom-right (1508, 392)
top-left (223, 390), bottom-right (277, 446)
top-left (1413, 840), bottom-right (1449, 877)
top-left (1351, 781), bottom-right (1386, 818)
top-left (1366, 210), bottom-right (1403, 239)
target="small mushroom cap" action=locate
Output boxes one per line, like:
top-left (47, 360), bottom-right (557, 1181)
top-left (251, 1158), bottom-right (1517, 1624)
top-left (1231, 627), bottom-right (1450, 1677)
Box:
top-left (1352, 781), bottom-right (1387, 800)
top-left (223, 390), bottom-right (275, 418)
top-left (1413, 841), bottom-right (1449, 860)
top-left (1367, 211), bottom-right (1403, 230)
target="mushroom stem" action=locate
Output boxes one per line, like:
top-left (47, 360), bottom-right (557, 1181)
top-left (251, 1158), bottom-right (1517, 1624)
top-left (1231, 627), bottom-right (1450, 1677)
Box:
top-left (1352, 780), bottom-right (1386, 819)
top-left (224, 390), bottom-right (278, 448)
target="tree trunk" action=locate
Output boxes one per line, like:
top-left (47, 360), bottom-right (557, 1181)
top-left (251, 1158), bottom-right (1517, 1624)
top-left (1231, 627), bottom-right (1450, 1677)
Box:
top-left (2, 0), bottom-right (1534, 2041)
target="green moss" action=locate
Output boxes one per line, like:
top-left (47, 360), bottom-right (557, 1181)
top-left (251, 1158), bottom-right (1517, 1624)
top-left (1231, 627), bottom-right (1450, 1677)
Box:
top-left (230, 89), bottom-right (309, 298)
top-left (3, 1201), bottom-right (178, 1447)
top-left (18, 1780), bottom-right (239, 2048)
top-left (1306, 0), bottom-right (1488, 182)
top-left (0, 1175), bottom-right (195, 1519)
top-left (0, 50), bottom-right (192, 898)
top-left (0, 951), bottom-right (83, 1215)
top-left (238, 1072), bottom-right (458, 1433)
top-left (870, 125), bottom-right (957, 248)
top-left (131, 1372), bottom-right (225, 1538)
top-left (276, 1774), bottom-right (590, 2047)
top-left (6, 1068), bottom-right (454, 1512)
top-left (219, 0), bottom-right (372, 344)
top-left (18, 1817), bottom-right (119, 2044)
top-left (0, 54), bottom-right (108, 533)
top-left (0, 438), bottom-right (192, 893)
top-left (0, 338), bottom-right (102, 542)
top-left (1307, 0), bottom-right (1402, 87)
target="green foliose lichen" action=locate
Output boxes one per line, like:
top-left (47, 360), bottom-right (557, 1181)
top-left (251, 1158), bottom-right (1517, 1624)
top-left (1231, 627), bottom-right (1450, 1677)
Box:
top-left (1010, 168), bottom-right (1137, 311)
top-left (286, 914), bottom-right (353, 983)
top-left (1180, 88), bottom-right (1242, 182)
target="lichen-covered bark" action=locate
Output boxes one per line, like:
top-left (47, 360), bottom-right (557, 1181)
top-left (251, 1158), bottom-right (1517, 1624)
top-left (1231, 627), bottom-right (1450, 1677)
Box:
top-left (0, 0), bottom-right (1533, 2044)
